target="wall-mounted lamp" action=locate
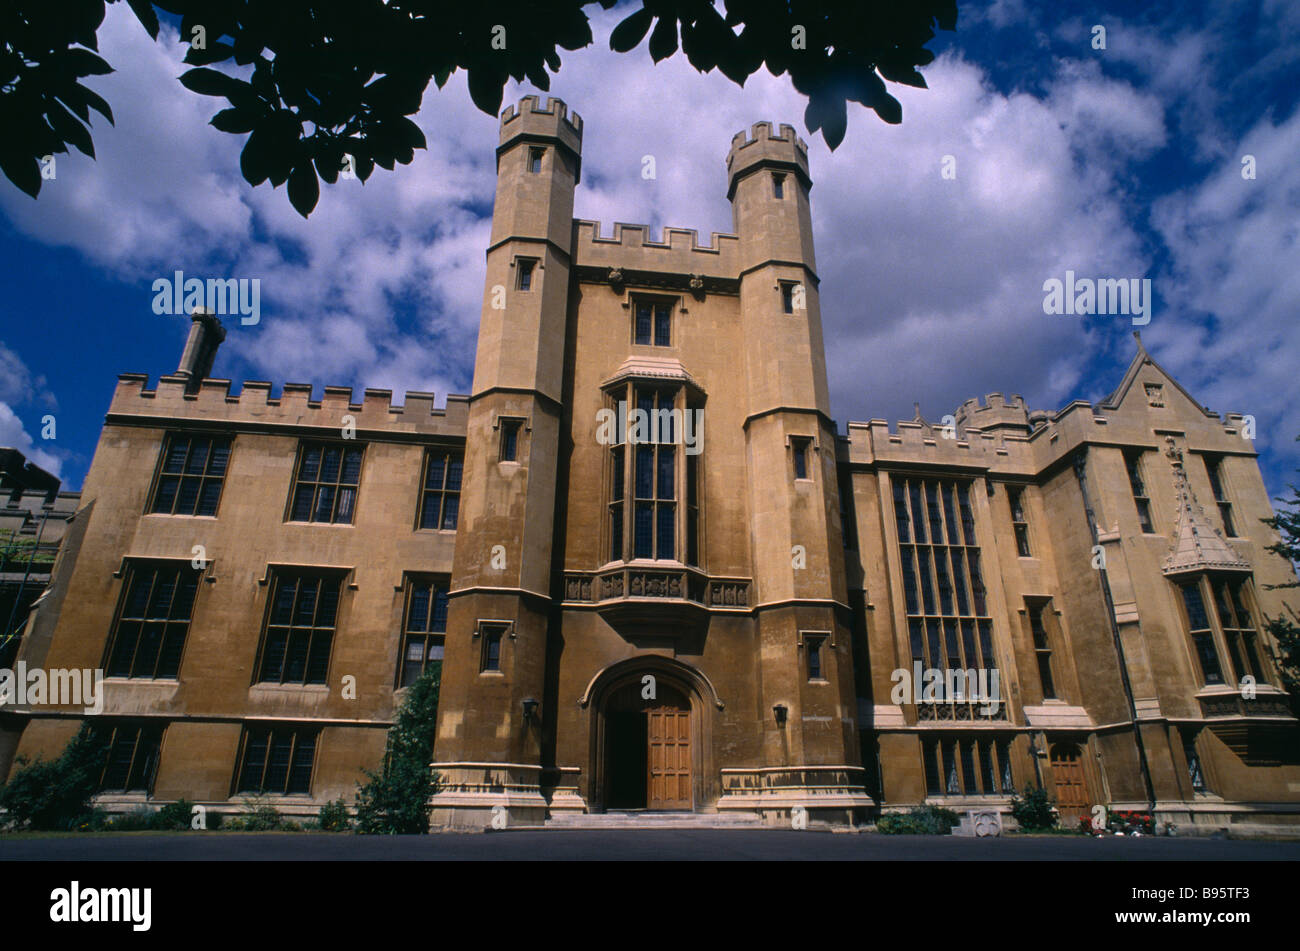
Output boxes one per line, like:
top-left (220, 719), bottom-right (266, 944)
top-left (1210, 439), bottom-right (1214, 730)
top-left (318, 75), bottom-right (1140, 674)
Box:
top-left (522, 697), bottom-right (540, 724)
top-left (773, 703), bottom-right (788, 726)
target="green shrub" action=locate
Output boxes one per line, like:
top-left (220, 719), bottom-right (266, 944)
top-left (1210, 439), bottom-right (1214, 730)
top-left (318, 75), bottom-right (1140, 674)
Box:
top-left (206, 810), bottom-right (224, 831)
top-left (239, 804), bottom-right (284, 831)
top-left (0, 724), bottom-right (108, 831)
top-left (356, 666), bottom-right (441, 834)
top-left (150, 799), bottom-right (196, 831)
top-left (319, 799), bottom-right (352, 832)
top-left (108, 807), bottom-right (156, 831)
top-left (72, 808), bottom-right (111, 832)
top-left (877, 805), bottom-right (960, 835)
top-left (1009, 785), bottom-right (1058, 831)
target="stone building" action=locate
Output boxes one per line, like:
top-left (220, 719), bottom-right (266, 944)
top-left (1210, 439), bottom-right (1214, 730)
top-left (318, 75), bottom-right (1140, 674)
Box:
top-left (2, 96), bottom-right (1296, 833)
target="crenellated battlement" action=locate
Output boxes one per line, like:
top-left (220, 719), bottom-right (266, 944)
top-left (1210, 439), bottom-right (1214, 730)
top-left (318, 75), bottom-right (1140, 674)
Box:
top-left (725, 120), bottom-right (811, 196)
top-left (727, 121), bottom-right (808, 160)
top-left (106, 373), bottom-right (469, 438)
top-left (954, 392), bottom-right (1033, 433)
top-left (499, 95), bottom-right (583, 139)
top-left (573, 219), bottom-right (740, 279)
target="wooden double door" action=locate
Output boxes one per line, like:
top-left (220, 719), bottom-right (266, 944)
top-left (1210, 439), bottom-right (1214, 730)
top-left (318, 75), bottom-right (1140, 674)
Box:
top-left (603, 685), bottom-right (693, 811)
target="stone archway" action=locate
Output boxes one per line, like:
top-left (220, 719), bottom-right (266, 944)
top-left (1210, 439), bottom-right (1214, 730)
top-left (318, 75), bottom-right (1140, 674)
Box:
top-left (584, 657), bottom-right (718, 812)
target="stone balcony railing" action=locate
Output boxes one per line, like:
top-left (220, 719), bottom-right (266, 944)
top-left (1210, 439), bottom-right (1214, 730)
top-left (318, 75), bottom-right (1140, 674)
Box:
top-left (560, 565), bottom-right (751, 638)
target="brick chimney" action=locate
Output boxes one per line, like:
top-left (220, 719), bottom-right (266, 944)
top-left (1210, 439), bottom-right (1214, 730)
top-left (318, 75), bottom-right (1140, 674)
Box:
top-left (175, 309), bottom-right (226, 392)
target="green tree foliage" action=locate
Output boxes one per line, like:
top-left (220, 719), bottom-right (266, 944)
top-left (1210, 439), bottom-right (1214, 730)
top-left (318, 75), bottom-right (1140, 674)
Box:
top-left (355, 665), bottom-right (441, 834)
top-left (0, 722), bottom-right (107, 831)
top-left (1, 1), bottom-right (957, 215)
top-left (1261, 445), bottom-right (1300, 716)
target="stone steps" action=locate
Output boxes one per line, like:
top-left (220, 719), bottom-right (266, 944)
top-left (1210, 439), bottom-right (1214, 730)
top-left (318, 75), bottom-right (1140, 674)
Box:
top-left (510, 810), bottom-right (769, 831)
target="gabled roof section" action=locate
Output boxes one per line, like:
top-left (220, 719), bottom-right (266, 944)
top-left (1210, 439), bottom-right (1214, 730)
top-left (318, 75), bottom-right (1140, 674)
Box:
top-left (1099, 332), bottom-right (1219, 418)
top-left (1161, 436), bottom-right (1251, 576)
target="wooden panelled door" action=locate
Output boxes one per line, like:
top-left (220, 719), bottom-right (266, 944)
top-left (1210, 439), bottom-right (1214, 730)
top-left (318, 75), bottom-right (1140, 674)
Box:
top-left (1050, 743), bottom-right (1090, 823)
top-left (646, 702), bottom-right (692, 810)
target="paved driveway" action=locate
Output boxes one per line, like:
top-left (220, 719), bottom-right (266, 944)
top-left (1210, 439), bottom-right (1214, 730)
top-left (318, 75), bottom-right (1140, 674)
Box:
top-left (2, 830), bottom-right (1297, 861)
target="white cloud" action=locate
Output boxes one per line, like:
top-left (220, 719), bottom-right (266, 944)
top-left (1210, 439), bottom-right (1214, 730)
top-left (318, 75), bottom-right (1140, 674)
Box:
top-left (1, 2), bottom-right (1295, 487)
top-left (1149, 107), bottom-right (1300, 457)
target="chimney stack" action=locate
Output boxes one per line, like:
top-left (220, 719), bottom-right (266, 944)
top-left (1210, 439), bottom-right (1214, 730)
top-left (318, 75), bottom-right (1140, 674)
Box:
top-left (175, 309), bottom-right (226, 392)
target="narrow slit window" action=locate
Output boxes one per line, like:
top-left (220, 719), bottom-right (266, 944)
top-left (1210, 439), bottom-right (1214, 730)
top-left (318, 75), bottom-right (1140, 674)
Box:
top-left (480, 624), bottom-right (505, 672)
top-left (517, 259), bottom-right (535, 291)
top-left (1124, 450), bottom-right (1155, 533)
top-left (499, 419), bottom-right (522, 462)
top-left (792, 438), bottom-right (812, 480)
top-left (773, 173), bottom-right (785, 198)
top-left (528, 148), bottom-right (543, 173)
top-left (1007, 486), bottom-right (1031, 556)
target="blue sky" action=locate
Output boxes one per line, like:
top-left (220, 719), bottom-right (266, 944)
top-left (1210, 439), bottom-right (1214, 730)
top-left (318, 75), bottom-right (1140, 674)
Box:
top-left (1, 0), bottom-right (1297, 502)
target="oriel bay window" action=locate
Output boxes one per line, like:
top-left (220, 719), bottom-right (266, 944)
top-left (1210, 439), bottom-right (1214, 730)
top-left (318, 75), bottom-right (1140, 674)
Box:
top-left (605, 382), bottom-right (703, 566)
top-left (1178, 574), bottom-right (1266, 688)
top-left (104, 561), bottom-right (200, 680)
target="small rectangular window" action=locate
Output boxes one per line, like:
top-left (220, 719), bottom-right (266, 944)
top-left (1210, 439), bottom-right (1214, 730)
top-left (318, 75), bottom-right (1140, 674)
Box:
top-left (1124, 450), bottom-right (1155, 533)
top-left (1007, 486), bottom-right (1031, 556)
top-left (399, 577), bottom-right (448, 687)
top-left (289, 442), bottom-right (364, 524)
top-left (792, 438), bottom-right (812, 480)
top-left (517, 259), bottom-right (535, 291)
top-left (1205, 456), bottom-right (1236, 537)
top-left (528, 148), bottom-right (543, 173)
top-left (93, 721), bottom-right (165, 793)
top-left (256, 571), bottom-right (341, 685)
top-left (1027, 602), bottom-right (1056, 700)
top-left (806, 636), bottom-right (825, 681)
top-left (773, 173), bottom-right (785, 198)
top-left (499, 419), bottom-right (522, 462)
top-left (236, 725), bottom-right (317, 795)
top-left (419, 448), bottom-right (463, 530)
top-left (480, 624), bottom-right (505, 672)
top-left (105, 561), bottom-right (200, 680)
top-left (781, 282), bottom-right (795, 314)
top-left (634, 300), bottom-right (671, 346)
top-left (150, 433), bottom-right (231, 516)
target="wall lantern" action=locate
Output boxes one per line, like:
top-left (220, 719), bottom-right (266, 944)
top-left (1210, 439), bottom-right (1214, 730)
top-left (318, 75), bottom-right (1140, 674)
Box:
top-left (773, 703), bottom-right (788, 726)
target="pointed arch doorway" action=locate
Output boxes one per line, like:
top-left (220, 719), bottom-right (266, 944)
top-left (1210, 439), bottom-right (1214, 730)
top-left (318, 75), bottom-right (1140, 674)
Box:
top-left (602, 681), bottom-right (692, 810)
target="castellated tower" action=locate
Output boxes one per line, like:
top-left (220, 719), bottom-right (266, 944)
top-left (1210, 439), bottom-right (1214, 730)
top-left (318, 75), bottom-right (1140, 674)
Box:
top-left (432, 97), bottom-right (582, 827)
top-left (429, 99), bottom-right (872, 829)
top-left (727, 123), bottom-right (857, 773)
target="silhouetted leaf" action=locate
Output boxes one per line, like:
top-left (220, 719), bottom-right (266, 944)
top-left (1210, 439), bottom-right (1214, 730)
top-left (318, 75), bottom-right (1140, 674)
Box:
top-left (648, 16), bottom-right (679, 62)
top-left (0, 149), bottom-right (41, 199)
top-left (125, 0), bottom-right (160, 39)
top-left (210, 107), bottom-right (257, 134)
top-left (610, 8), bottom-right (653, 53)
top-left (287, 161), bottom-right (320, 217)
